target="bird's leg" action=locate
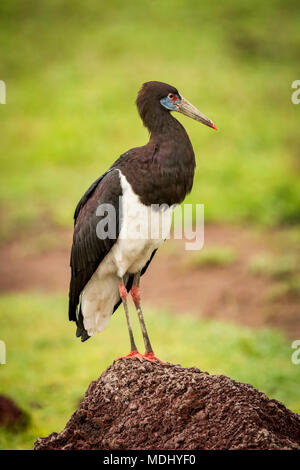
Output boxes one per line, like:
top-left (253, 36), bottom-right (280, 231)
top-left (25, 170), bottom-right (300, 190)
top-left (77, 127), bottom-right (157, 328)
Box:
top-left (131, 273), bottom-right (162, 363)
top-left (115, 280), bottom-right (143, 361)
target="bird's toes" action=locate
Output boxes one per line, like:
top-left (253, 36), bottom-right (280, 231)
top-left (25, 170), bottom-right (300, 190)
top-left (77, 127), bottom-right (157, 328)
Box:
top-left (142, 352), bottom-right (165, 364)
top-left (115, 350), bottom-right (144, 362)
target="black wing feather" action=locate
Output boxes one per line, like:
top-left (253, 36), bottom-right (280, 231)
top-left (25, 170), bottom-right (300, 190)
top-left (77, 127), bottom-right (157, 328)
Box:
top-left (68, 169), bottom-right (122, 323)
top-left (73, 169), bottom-right (112, 222)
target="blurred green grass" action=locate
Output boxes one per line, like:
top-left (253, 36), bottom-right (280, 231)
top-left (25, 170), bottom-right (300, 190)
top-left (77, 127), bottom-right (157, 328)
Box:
top-left (0, 0), bottom-right (300, 240)
top-left (185, 245), bottom-right (237, 268)
top-left (0, 292), bottom-right (299, 449)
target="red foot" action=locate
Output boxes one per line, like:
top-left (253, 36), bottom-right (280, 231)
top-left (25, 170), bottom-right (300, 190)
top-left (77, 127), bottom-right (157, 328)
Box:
top-left (115, 350), bottom-right (144, 362)
top-left (142, 352), bottom-right (165, 364)
top-left (115, 351), bottom-right (165, 364)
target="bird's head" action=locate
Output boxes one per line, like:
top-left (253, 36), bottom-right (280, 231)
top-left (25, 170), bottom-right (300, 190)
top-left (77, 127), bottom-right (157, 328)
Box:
top-left (136, 81), bottom-right (218, 131)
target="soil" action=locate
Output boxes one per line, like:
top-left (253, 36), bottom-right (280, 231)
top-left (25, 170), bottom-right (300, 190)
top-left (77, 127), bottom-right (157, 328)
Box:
top-left (0, 224), bottom-right (299, 337)
top-left (0, 394), bottom-right (28, 430)
top-left (34, 358), bottom-right (300, 450)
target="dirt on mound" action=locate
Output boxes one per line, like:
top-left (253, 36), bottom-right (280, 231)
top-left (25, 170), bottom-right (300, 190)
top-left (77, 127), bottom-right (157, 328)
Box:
top-left (0, 394), bottom-right (28, 430)
top-left (34, 359), bottom-right (300, 450)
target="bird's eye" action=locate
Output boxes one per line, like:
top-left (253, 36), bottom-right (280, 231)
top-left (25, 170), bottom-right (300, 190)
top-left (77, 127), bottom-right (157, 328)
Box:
top-left (168, 93), bottom-right (178, 103)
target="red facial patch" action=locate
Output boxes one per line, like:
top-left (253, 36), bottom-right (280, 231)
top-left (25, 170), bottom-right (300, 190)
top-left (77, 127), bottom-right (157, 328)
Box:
top-left (171, 94), bottom-right (178, 103)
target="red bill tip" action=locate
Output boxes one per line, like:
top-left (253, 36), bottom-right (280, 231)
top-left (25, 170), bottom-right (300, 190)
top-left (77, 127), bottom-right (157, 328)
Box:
top-left (210, 122), bottom-right (218, 131)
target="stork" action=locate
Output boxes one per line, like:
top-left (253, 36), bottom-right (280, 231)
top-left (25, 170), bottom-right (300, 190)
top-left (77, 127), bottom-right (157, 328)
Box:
top-left (68, 81), bottom-right (217, 362)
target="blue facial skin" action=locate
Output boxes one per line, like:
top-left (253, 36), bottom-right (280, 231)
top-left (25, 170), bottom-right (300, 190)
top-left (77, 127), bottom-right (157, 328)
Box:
top-left (160, 95), bottom-right (180, 111)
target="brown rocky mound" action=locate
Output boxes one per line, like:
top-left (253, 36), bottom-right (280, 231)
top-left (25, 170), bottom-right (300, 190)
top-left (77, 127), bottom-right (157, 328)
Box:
top-left (0, 394), bottom-right (28, 430)
top-left (34, 359), bottom-right (300, 450)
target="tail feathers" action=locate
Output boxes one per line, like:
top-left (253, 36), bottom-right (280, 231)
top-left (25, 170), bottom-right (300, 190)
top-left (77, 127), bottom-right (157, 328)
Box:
top-left (76, 304), bottom-right (90, 342)
top-left (72, 274), bottom-right (135, 342)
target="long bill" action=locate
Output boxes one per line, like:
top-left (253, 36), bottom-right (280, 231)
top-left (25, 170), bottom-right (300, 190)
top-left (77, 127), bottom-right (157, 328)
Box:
top-left (176, 97), bottom-right (218, 130)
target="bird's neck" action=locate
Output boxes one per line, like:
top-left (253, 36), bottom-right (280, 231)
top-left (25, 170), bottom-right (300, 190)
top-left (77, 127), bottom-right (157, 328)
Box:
top-left (140, 103), bottom-right (195, 165)
top-left (143, 105), bottom-right (181, 135)
top-left (117, 109), bottom-right (196, 207)
top-left (148, 113), bottom-right (195, 169)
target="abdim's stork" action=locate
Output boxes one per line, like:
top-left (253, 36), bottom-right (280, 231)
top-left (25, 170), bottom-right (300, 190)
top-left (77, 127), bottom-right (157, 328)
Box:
top-left (68, 81), bottom-right (217, 362)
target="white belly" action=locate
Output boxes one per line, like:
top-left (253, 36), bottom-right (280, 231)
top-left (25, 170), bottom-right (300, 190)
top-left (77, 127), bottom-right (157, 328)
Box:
top-left (111, 171), bottom-right (173, 277)
top-left (81, 170), bottom-right (173, 336)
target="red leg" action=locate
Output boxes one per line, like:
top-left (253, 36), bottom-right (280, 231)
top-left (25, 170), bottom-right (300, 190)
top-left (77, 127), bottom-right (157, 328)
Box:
top-left (116, 279), bottom-right (165, 364)
top-left (131, 284), bottom-right (140, 305)
top-left (119, 282), bottom-right (127, 302)
top-left (116, 280), bottom-right (139, 359)
top-left (131, 274), bottom-right (165, 364)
